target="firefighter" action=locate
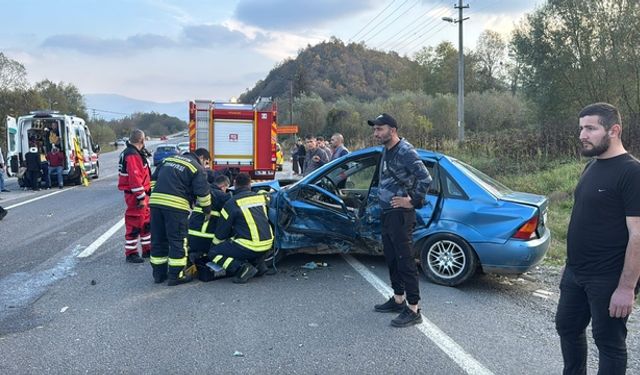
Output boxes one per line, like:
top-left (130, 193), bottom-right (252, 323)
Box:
top-left (206, 172), bottom-right (274, 284)
top-left (187, 172), bottom-right (231, 261)
top-left (149, 148), bottom-right (211, 286)
top-left (117, 129), bottom-right (152, 263)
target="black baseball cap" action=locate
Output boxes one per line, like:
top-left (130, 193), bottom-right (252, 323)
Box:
top-left (367, 113), bottom-right (397, 128)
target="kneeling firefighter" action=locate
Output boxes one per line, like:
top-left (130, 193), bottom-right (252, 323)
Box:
top-left (187, 172), bottom-right (230, 263)
top-left (206, 172), bottom-right (274, 283)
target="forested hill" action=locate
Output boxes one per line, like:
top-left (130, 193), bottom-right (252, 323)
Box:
top-left (239, 38), bottom-right (418, 103)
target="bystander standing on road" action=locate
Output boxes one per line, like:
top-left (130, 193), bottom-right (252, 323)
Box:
top-left (556, 102), bottom-right (640, 374)
top-left (302, 136), bottom-right (328, 176)
top-left (295, 139), bottom-right (306, 175)
top-left (316, 136), bottom-right (332, 161)
top-left (369, 113), bottom-right (431, 328)
top-left (290, 141), bottom-right (300, 175)
top-left (25, 146), bottom-right (41, 191)
top-left (330, 133), bottom-right (349, 161)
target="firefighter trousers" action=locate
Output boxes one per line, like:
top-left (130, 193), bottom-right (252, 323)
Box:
top-left (208, 240), bottom-right (264, 275)
top-left (150, 207), bottom-right (189, 280)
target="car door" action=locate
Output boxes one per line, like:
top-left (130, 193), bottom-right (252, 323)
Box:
top-left (276, 151), bottom-right (381, 253)
top-left (5, 116), bottom-right (19, 174)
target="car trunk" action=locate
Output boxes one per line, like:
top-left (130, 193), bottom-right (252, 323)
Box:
top-left (500, 191), bottom-right (549, 236)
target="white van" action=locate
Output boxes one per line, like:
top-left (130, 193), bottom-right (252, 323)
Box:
top-left (5, 111), bottom-right (100, 184)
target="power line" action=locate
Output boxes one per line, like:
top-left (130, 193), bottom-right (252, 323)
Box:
top-left (86, 107), bottom-right (129, 116)
top-left (403, 22), bottom-right (449, 55)
top-left (356, 0), bottom-right (411, 43)
top-left (381, 7), bottom-right (449, 52)
top-left (376, 0), bottom-right (447, 50)
top-left (349, 0), bottom-right (397, 42)
top-left (395, 10), bottom-right (451, 53)
top-left (363, 0), bottom-right (422, 45)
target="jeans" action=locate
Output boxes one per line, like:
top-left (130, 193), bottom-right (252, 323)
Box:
top-left (381, 208), bottom-right (419, 305)
top-left (0, 169), bottom-right (5, 190)
top-left (556, 267), bottom-right (639, 375)
top-left (49, 165), bottom-right (64, 187)
top-left (40, 162), bottom-right (50, 188)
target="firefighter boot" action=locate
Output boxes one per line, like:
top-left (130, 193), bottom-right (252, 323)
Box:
top-left (232, 263), bottom-right (258, 284)
top-left (167, 270), bottom-right (193, 286)
top-left (152, 264), bottom-right (168, 284)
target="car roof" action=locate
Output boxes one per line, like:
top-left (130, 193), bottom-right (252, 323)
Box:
top-left (345, 145), bottom-right (446, 160)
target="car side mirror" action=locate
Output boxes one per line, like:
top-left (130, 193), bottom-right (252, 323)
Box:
top-left (93, 144), bottom-right (101, 152)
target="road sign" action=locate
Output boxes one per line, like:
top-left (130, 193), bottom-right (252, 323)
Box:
top-left (276, 124), bottom-right (299, 134)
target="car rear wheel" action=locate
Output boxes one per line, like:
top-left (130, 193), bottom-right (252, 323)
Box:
top-left (419, 233), bottom-right (477, 286)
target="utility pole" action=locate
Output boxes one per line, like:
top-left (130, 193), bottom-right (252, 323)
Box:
top-left (289, 80), bottom-right (294, 125)
top-left (442, 0), bottom-right (469, 143)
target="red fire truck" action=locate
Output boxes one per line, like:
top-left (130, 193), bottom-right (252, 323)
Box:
top-left (188, 97), bottom-right (278, 180)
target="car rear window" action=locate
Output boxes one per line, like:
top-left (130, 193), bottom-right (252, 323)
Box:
top-left (157, 146), bottom-right (176, 152)
top-left (451, 159), bottom-right (513, 197)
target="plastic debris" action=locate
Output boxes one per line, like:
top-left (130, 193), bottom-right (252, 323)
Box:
top-left (90, 280), bottom-right (97, 285)
top-left (60, 306), bottom-right (69, 313)
top-left (233, 351), bottom-right (244, 357)
top-left (301, 262), bottom-right (318, 270)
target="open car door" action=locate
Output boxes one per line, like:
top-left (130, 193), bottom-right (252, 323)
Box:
top-left (5, 116), bottom-right (18, 175)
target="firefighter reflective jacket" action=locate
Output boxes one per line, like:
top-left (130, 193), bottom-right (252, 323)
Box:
top-left (189, 183), bottom-right (230, 238)
top-left (213, 187), bottom-right (274, 252)
top-left (117, 144), bottom-right (151, 201)
top-left (149, 153), bottom-right (211, 213)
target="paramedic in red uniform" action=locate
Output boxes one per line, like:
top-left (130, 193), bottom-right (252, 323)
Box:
top-left (118, 129), bottom-right (152, 263)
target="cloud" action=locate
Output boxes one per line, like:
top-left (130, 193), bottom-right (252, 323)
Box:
top-left (424, 0), bottom-right (540, 15)
top-left (180, 24), bottom-right (249, 47)
top-left (41, 34), bottom-right (175, 55)
top-left (234, 0), bottom-right (377, 31)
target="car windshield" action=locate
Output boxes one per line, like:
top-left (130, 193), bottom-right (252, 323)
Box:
top-left (451, 158), bottom-right (513, 197)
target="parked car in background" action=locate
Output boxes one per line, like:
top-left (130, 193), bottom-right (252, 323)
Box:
top-left (177, 142), bottom-right (190, 154)
top-left (255, 146), bottom-right (551, 286)
top-left (153, 144), bottom-right (179, 166)
top-left (160, 136), bottom-right (168, 141)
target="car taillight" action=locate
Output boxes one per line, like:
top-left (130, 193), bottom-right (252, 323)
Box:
top-left (513, 215), bottom-right (539, 240)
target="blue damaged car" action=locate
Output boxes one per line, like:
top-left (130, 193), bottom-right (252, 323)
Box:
top-left (256, 146), bottom-right (550, 286)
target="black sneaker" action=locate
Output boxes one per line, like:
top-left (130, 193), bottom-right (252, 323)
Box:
top-left (374, 296), bottom-right (407, 313)
top-left (391, 306), bottom-right (423, 327)
top-left (232, 263), bottom-right (258, 284)
top-left (167, 274), bottom-right (193, 286)
top-left (126, 254), bottom-right (144, 263)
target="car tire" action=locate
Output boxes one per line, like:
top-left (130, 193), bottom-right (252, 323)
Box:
top-left (419, 233), bottom-right (477, 287)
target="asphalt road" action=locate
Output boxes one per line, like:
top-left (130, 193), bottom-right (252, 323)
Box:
top-left (0, 140), bottom-right (638, 374)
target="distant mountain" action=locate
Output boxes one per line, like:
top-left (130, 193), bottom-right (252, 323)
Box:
top-left (84, 93), bottom-right (187, 121)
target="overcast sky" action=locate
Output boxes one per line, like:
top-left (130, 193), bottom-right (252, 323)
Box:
top-left (0, 0), bottom-right (542, 103)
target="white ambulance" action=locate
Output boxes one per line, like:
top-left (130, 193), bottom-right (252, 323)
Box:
top-left (5, 111), bottom-right (100, 184)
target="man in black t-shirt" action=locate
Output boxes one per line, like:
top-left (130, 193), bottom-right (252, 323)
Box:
top-left (556, 103), bottom-right (640, 375)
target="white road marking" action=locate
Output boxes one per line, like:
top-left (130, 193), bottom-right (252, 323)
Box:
top-left (77, 218), bottom-right (125, 258)
top-left (5, 187), bottom-right (76, 210)
top-left (343, 254), bottom-right (494, 375)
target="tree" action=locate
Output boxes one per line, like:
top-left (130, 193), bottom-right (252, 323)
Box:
top-left (0, 53), bottom-right (27, 91)
top-left (474, 30), bottom-right (508, 91)
top-left (414, 42), bottom-right (458, 95)
top-left (34, 80), bottom-right (88, 119)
